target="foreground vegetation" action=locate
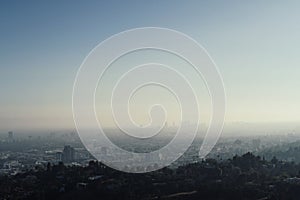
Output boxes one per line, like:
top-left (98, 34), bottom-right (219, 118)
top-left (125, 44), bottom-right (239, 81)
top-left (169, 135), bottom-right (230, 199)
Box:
top-left (1, 152), bottom-right (300, 200)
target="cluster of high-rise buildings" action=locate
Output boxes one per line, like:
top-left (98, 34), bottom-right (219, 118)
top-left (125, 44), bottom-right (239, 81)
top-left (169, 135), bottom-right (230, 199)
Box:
top-left (56, 145), bottom-right (75, 163)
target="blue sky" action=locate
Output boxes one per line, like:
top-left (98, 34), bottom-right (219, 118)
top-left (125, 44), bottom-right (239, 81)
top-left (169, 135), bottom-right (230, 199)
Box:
top-left (1, 1), bottom-right (300, 130)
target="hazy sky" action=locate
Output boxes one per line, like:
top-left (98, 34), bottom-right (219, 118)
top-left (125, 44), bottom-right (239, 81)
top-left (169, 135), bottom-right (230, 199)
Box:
top-left (1, 1), bottom-right (300, 131)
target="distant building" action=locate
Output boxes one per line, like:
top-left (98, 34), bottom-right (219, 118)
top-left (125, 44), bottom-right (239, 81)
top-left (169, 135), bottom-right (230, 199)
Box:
top-left (56, 152), bottom-right (63, 161)
top-left (8, 131), bottom-right (13, 141)
top-left (62, 145), bottom-right (75, 163)
top-left (164, 122), bottom-right (168, 129)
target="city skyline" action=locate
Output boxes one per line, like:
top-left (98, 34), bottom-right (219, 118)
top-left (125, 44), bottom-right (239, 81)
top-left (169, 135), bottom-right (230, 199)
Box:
top-left (1, 1), bottom-right (300, 131)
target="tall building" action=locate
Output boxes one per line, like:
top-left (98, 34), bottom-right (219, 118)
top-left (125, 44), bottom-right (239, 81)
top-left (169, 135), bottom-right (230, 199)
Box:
top-left (56, 152), bottom-right (63, 162)
top-left (62, 145), bottom-right (75, 163)
top-left (8, 131), bottom-right (13, 141)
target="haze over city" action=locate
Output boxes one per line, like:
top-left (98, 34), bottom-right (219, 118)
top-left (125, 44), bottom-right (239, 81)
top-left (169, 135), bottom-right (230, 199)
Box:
top-left (1, 1), bottom-right (300, 133)
top-left (1, 1), bottom-right (300, 199)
